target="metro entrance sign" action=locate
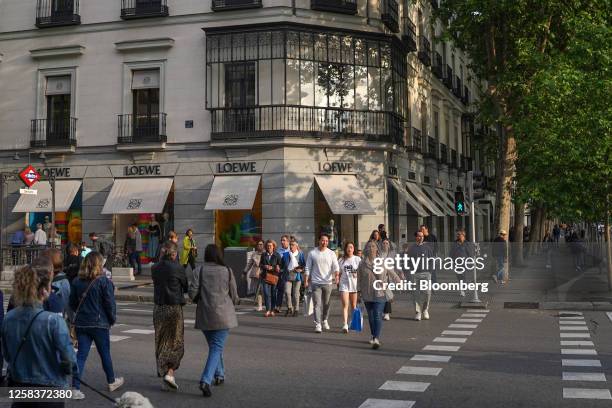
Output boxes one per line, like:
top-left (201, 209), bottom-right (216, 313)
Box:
top-left (19, 165), bottom-right (41, 188)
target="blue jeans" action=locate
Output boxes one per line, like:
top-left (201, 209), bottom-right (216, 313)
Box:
top-left (262, 282), bottom-right (276, 312)
top-left (128, 251), bottom-right (141, 275)
top-left (275, 280), bottom-right (286, 309)
top-left (200, 329), bottom-right (229, 386)
top-left (73, 328), bottom-right (115, 389)
top-left (364, 301), bottom-right (386, 339)
top-left (496, 258), bottom-right (505, 281)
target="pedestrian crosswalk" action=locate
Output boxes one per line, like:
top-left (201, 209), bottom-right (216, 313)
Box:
top-left (358, 308), bottom-right (490, 408)
top-left (559, 311), bottom-right (612, 400)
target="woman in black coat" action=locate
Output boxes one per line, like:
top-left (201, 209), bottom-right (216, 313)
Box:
top-left (259, 240), bottom-right (282, 317)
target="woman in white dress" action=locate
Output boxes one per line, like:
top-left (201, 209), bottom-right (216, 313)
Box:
top-left (338, 242), bottom-right (361, 333)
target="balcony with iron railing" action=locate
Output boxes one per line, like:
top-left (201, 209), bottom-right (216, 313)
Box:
top-left (425, 136), bottom-right (438, 160)
top-left (453, 76), bottom-right (463, 99)
top-left (432, 51), bottom-right (444, 79)
top-left (210, 106), bottom-right (404, 146)
top-left (462, 86), bottom-right (470, 105)
top-left (401, 17), bottom-right (417, 52)
top-left (118, 113), bottom-right (167, 144)
top-left (121, 0), bottom-right (168, 19)
top-left (408, 127), bottom-right (422, 153)
top-left (439, 143), bottom-right (448, 165)
top-left (418, 36), bottom-right (431, 67)
top-left (381, 0), bottom-right (400, 33)
top-left (36, 0), bottom-right (80, 28)
top-left (212, 0), bottom-right (263, 11)
top-left (450, 149), bottom-right (458, 169)
top-left (31, 117), bottom-right (77, 148)
top-left (443, 65), bottom-right (453, 89)
top-left (310, 0), bottom-right (357, 14)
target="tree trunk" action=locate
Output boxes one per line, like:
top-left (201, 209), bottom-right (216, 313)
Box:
top-left (513, 200), bottom-right (525, 267)
top-left (606, 213), bottom-right (612, 291)
top-left (494, 124), bottom-right (516, 238)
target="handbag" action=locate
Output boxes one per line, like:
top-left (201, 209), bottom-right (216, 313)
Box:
top-left (264, 272), bottom-right (279, 286)
top-left (70, 278), bottom-right (99, 345)
top-left (349, 306), bottom-right (363, 332)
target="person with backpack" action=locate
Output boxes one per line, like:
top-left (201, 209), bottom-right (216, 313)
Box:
top-left (1, 264), bottom-right (76, 407)
top-left (69, 252), bottom-right (123, 400)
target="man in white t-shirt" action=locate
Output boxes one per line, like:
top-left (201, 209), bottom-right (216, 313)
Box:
top-left (33, 223), bottom-right (47, 246)
top-left (304, 234), bottom-right (340, 333)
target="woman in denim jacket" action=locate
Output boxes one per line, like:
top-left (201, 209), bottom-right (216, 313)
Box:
top-left (69, 252), bottom-right (123, 400)
top-left (1, 263), bottom-right (76, 406)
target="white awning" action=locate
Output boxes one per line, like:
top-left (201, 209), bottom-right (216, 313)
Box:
top-left (405, 182), bottom-right (445, 217)
top-left (46, 76), bottom-right (71, 95)
top-left (101, 178), bottom-right (173, 214)
top-left (205, 175), bottom-right (261, 210)
top-left (422, 185), bottom-right (454, 216)
top-left (132, 70), bottom-right (160, 89)
top-left (315, 175), bottom-right (376, 215)
top-left (13, 180), bottom-right (81, 213)
top-left (388, 178), bottom-right (428, 217)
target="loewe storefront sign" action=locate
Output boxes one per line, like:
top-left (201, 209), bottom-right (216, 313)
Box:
top-left (318, 162), bottom-right (353, 173)
top-left (38, 167), bottom-right (72, 178)
top-left (123, 165), bottom-right (161, 176)
top-left (215, 162), bottom-right (257, 174)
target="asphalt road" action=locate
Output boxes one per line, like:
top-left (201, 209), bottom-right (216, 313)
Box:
top-left (11, 295), bottom-right (604, 408)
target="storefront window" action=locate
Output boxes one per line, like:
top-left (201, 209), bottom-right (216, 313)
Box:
top-left (215, 184), bottom-right (262, 249)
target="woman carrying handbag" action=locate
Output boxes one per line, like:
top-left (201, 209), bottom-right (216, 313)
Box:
top-left (281, 240), bottom-right (306, 317)
top-left (259, 240), bottom-right (282, 317)
top-left (243, 240), bottom-right (264, 311)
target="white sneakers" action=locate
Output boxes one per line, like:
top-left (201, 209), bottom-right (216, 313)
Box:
top-left (372, 338), bottom-right (381, 349)
top-left (322, 320), bottom-right (330, 331)
top-left (314, 323), bottom-right (322, 333)
top-left (383, 313), bottom-right (391, 321)
top-left (108, 377), bottom-right (125, 393)
top-left (163, 374), bottom-right (178, 390)
top-left (342, 324), bottom-right (349, 333)
top-left (72, 390), bottom-right (85, 400)
top-left (423, 310), bottom-right (430, 320)
top-left (415, 312), bottom-right (422, 321)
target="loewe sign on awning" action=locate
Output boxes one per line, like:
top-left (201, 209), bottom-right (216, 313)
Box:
top-left (38, 167), bottom-right (72, 178)
top-left (123, 165), bottom-right (161, 176)
top-left (317, 162), bottom-right (353, 174)
top-left (215, 162), bottom-right (258, 174)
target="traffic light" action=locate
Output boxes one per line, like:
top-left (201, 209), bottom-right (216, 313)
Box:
top-left (454, 190), bottom-right (466, 215)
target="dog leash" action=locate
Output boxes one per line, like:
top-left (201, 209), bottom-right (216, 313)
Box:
top-left (79, 379), bottom-right (117, 404)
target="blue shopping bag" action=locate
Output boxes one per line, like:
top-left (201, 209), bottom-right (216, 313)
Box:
top-left (349, 307), bottom-right (363, 332)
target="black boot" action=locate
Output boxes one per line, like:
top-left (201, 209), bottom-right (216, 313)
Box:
top-left (199, 383), bottom-right (212, 397)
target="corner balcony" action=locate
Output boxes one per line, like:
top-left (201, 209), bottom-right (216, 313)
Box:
top-left (311, 0), bottom-right (357, 14)
top-left (212, 0), bottom-right (263, 11)
top-left (117, 113), bottom-right (167, 149)
top-left (121, 0), bottom-right (168, 20)
top-left (31, 118), bottom-right (77, 151)
top-left (36, 0), bottom-right (80, 28)
top-left (381, 0), bottom-right (400, 33)
top-left (210, 106), bottom-right (404, 146)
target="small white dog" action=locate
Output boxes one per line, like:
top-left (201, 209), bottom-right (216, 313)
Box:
top-left (115, 392), bottom-right (154, 408)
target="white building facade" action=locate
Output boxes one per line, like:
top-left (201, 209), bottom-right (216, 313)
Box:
top-left (0, 0), bottom-right (494, 259)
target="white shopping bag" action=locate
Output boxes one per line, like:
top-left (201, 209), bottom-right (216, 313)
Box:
top-left (303, 290), bottom-right (314, 316)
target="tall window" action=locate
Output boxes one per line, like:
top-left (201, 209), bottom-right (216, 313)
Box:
top-left (51, 0), bottom-right (75, 17)
top-left (132, 70), bottom-right (160, 140)
top-left (225, 62), bottom-right (256, 107)
top-left (45, 76), bottom-right (71, 143)
top-left (433, 111), bottom-right (439, 140)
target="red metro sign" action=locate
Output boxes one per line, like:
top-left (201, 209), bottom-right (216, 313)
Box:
top-left (19, 165), bottom-right (41, 187)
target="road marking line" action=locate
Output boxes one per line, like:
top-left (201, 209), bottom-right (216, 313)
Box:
top-left (563, 388), bottom-right (612, 400)
top-left (559, 321), bottom-right (589, 325)
top-left (109, 335), bottom-right (130, 342)
top-left (118, 308), bottom-right (150, 313)
top-left (562, 372), bottom-right (607, 382)
top-left (559, 316), bottom-right (585, 320)
top-left (410, 354), bottom-right (451, 363)
top-left (358, 399), bottom-right (415, 408)
top-left (606, 312), bottom-right (612, 323)
top-left (235, 311), bottom-right (248, 315)
top-left (379, 381), bottom-right (430, 392)
top-left (423, 345), bottom-right (460, 352)
top-left (561, 341), bottom-right (594, 347)
top-left (466, 309), bottom-right (490, 313)
top-left (561, 349), bottom-right (598, 355)
top-left (455, 319), bottom-right (482, 323)
top-left (397, 366), bottom-right (442, 376)
top-left (560, 333), bottom-right (590, 338)
top-left (559, 311), bottom-right (584, 316)
top-left (461, 314), bottom-right (487, 318)
top-left (184, 319), bottom-right (195, 324)
top-left (442, 330), bottom-right (473, 336)
top-left (433, 337), bottom-right (467, 344)
top-left (116, 302), bottom-right (136, 306)
top-left (559, 326), bottom-right (589, 331)
top-left (122, 329), bottom-right (155, 335)
top-left (562, 359), bottom-right (601, 367)
top-left (449, 324), bottom-right (478, 329)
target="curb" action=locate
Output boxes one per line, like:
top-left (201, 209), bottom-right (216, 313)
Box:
top-left (503, 301), bottom-right (612, 311)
